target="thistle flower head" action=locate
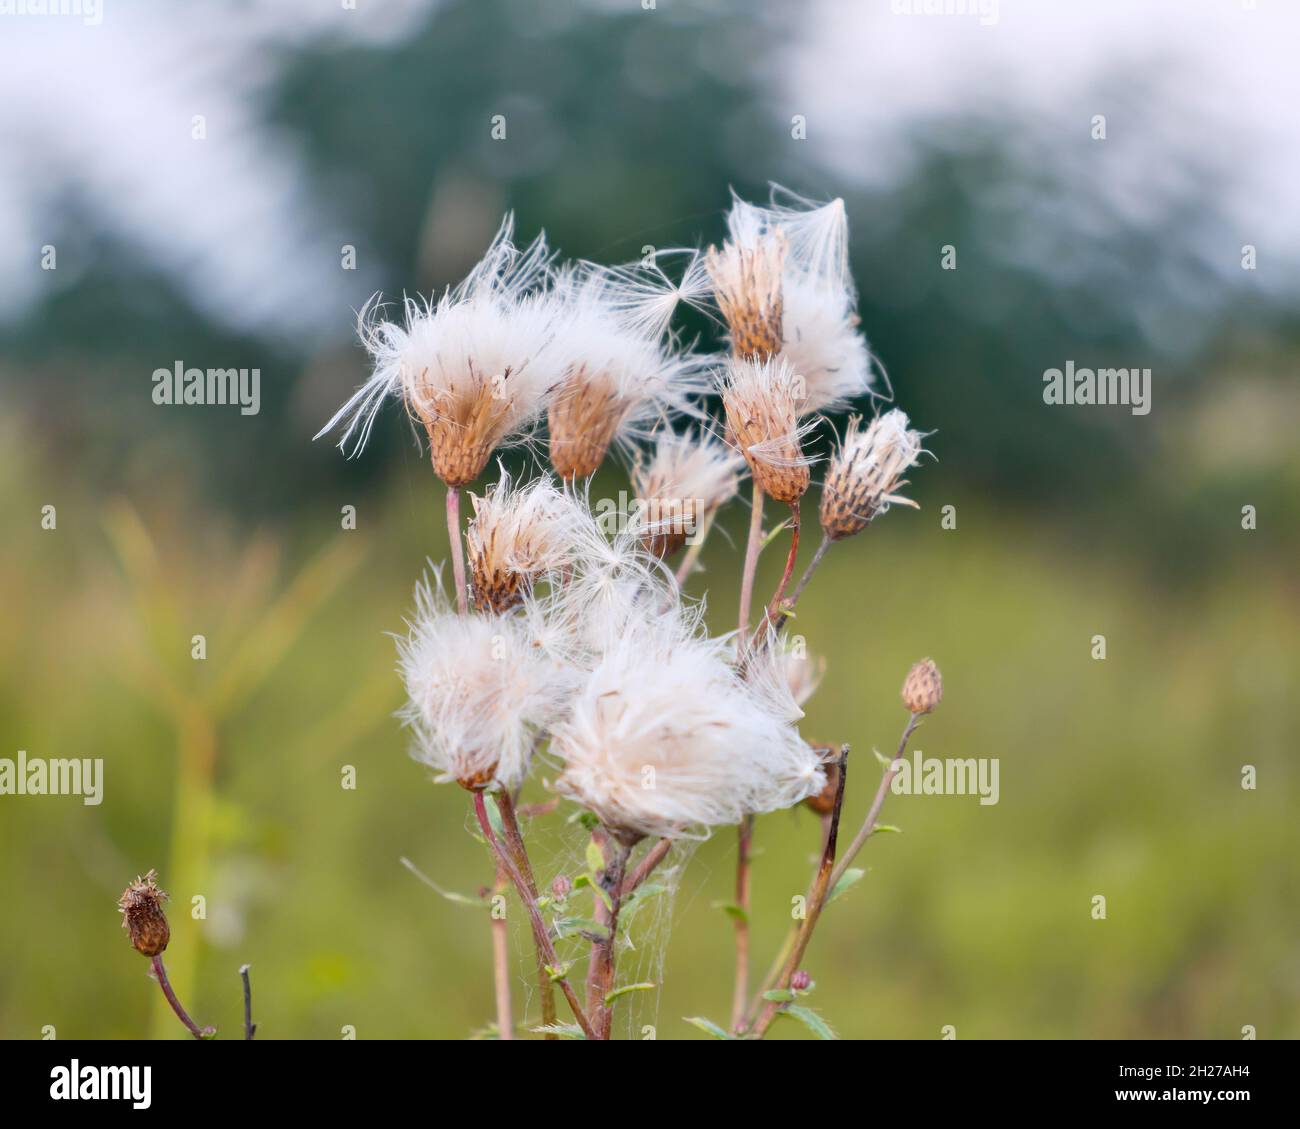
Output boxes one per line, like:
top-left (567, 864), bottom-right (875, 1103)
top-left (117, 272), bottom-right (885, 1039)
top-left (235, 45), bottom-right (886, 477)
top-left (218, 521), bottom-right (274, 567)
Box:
top-left (550, 611), bottom-right (825, 840)
top-left (315, 215), bottom-right (562, 485)
top-left (901, 657), bottom-right (943, 715)
top-left (397, 574), bottom-right (573, 791)
top-left (720, 355), bottom-right (816, 504)
top-left (545, 259), bottom-right (708, 479)
top-left (820, 409), bottom-right (925, 540)
top-left (631, 426), bottom-right (744, 558)
top-left (714, 187), bottom-right (876, 413)
top-left (465, 468), bottom-right (595, 613)
top-left (118, 869), bottom-right (170, 957)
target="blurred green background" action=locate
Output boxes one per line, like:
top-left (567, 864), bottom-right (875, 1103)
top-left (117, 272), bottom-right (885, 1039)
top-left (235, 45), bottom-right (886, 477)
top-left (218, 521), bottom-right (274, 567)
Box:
top-left (1, 0), bottom-right (1297, 1039)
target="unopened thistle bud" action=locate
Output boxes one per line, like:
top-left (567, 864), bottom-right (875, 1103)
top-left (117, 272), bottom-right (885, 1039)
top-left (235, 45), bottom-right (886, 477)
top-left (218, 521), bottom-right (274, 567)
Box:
top-left (118, 869), bottom-right (170, 957)
top-left (721, 356), bottom-right (812, 505)
top-left (790, 970), bottom-right (812, 992)
top-left (705, 229), bottom-right (786, 360)
top-left (551, 875), bottom-right (573, 901)
top-left (820, 410), bottom-right (924, 540)
top-left (901, 658), bottom-right (942, 715)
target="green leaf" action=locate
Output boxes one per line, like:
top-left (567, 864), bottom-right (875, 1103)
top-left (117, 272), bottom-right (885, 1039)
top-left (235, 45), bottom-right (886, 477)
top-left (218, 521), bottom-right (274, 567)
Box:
top-left (482, 793), bottom-right (507, 842)
top-left (624, 882), bottom-right (667, 905)
top-left (712, 901), bottom-right (749, 924)
top-left (530, 1023), bottom-right (587, 1040)
top-left (683, 1016), bottom-right (735, 1040)
top-left (585, 839), bottom-right (606, 874)
top-left (872, 824), bottom-right (902, 836)
top-left (827, 867), bottom-right (866, 904)
top-left (762, 989), bottom-right (795, 1002)
top-left (544, 961), bottom-right (575, 983)
top-left (567, 809), bottom-right (600, 831)
top-left (873, 749), bottom-right (897, 769)
top-left (399, 857), bottom-right (485, 907)
top-left (780, 1005), bottom-right (838, 1041)
top-left (552, 916), bottom-right (608, 942)
top-left (605, 982), bottom-right (657, 1005)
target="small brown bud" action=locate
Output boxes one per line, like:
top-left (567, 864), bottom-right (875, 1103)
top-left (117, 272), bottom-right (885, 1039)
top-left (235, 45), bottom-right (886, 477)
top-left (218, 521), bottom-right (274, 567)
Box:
top-left (803, 745), bottom-right (840, 815)
top-left (551, 875), bottom-right (573, 900)
top-left (901, 658), bottom-right (942, 715)
top-left (118, 869), bottom-right (170, 957)
top-left (790, 970), bottom-right (812, 992)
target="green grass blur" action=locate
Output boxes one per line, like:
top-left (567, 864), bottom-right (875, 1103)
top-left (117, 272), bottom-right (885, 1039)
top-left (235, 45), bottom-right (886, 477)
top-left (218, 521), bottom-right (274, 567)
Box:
top-left (1, 428), bottom-right (1295, 1041)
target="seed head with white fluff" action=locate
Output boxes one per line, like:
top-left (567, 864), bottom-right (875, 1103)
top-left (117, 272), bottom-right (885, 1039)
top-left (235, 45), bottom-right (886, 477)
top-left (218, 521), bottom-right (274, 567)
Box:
top-left (631, 426), bottom-right (745, 558)
top-left (397, 574), bottom-right (573, 791)
top-left (711, 187), bottom-right (876, 414)
top-left (315, 215), bottom-right (564, 485)
top-left (546, 258), bottom-right (708, 479)
top-left (466, 468), bottom-right (597, 613)
top-left (820, 409), bottom-right (926, 541)
top-left (720, 355), bottom-right (817, 505)
top-left (550, 611), bottom-right (826, 841)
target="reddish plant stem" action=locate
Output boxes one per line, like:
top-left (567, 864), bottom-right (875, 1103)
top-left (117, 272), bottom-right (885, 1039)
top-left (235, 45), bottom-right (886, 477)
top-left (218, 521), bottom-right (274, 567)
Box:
top-left (736, 482), bottom-right (766, 653)
top-left (150, 954), bottom-right (212, 1040)
top-left (622, 837), bottom-right (672, 897)
top-left (586, 834), bottom-right (634, 1040)
top-left (446, 483), bottom-right (468, 615)
top-left (472, 792), bottom-right (596, 1039)
top-left (730, 814), bottom-right (755, 1033)
top-left (750, 502), bottom-right (801, 648)
top-left (751, 745), bottom-right (850, 1039)
top-left (828, 714), bottom-right (921, 893)
top-left (489, 862), bottom-right (514, 1040)
top-left (495, 792), bottom-right (557, 1036)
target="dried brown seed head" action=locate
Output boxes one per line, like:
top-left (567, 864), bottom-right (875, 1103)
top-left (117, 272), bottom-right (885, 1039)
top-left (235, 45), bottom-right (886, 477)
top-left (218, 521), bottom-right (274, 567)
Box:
top-left (547, 367), bottom-right (626, 480)
top-left (820, 410), bottom-right (924, 541)
top-left (721, 356), bottom-right (811, 506)
top-left (118, 869), bottom-right (170, 957)
top-left (901, 658), bottom-right (943, 715)
top-left (705, 230), bottom-right (786, 361)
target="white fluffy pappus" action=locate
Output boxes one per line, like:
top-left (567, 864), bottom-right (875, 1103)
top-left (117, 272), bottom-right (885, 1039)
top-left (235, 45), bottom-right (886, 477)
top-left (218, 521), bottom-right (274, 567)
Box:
top-left (546, 257), bottom-right (709, 478)
top-left (720, 186), bottom-right (879, 414)
top-left (396, 573), bottom-right (574, 791)
top-left (630, 425), bottom-right (745, 556)
top-left (820, 408), bottom-right (926, 540)
top-left (719, 354), bottom-right (819, 505)
top-left (550, 612), bottom-right (826, 840)
top-left (465, 466), bottom-right (601, 612)
top-left (315, 214), bottom-right (565, 485)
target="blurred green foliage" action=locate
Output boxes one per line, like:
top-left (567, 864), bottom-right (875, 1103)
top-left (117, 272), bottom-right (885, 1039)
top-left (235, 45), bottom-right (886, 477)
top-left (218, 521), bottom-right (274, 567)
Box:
top-left (1, 430), bottom-right (1295, 1039)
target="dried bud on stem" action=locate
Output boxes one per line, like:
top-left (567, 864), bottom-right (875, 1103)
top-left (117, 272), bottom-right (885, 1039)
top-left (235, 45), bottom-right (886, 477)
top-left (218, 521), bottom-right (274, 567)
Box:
top-left (901, 658), bottom-right (943, 715)
top-left (118, 869), bottom-right (170, 957)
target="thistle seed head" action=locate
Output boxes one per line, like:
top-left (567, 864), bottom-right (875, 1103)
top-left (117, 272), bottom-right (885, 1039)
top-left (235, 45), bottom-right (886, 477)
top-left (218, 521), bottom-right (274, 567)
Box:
top-left (118, 869), bottom-right (170, 957)
top-left (705, 229), bottom-right (786, 360)
top-left (631, 427), bottom-right (744, 558)
top-left (720, 356), bottom-right (813, 505)
top-left (547, 368), bottom-right (626, 479)
top-left (820, 410), bottom-right (924, 540)
top-left (901, 657), bottom-right (943, 715)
